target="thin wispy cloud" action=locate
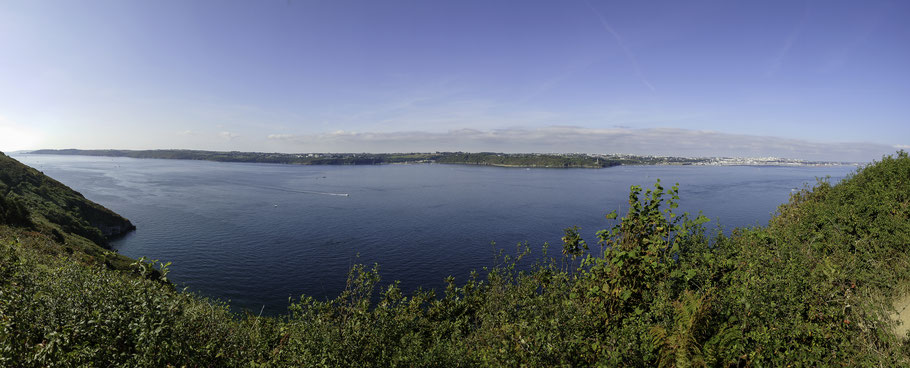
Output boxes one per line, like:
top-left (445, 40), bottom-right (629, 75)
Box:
top-left (219, 131), bottom-right (239, 140)
top-left (266, 127), bottom-right (895, 162)
top-left (767, 33), bottom-right (797, 77)
top-left (519, 59), bottom-right (598, 104)
top-left (584, 1), bottom-right (655, 92)
top-left (766, 2), bottom-right (808, 77)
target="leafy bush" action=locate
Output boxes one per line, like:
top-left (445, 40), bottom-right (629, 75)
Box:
top-left (0, 194), bottom-right (32, 228)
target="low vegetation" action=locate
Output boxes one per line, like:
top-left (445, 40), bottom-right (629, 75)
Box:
top-left (1, 151), bottom-right (909, 366)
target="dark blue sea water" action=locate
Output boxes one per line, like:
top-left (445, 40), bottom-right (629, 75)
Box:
top-left (12, 154), bottom-right (856, 315)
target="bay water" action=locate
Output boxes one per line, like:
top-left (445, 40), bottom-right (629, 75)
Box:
top-left (12, 153), bottom-right (856, 315)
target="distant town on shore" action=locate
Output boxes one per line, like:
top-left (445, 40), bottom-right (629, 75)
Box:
top-left (26, 149), bottom-right (858, 168)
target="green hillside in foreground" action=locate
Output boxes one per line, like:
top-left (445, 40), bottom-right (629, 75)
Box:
top-left (0, 152), bottom-right (136, 271)
top-left (1, 151), bottom-right (909, 366)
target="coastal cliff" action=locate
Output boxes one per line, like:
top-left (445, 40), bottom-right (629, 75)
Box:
top-left (0, 151), bottom-right (134, 246)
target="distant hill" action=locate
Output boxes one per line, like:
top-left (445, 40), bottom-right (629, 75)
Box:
top-left (29, 148), bottom-right (852, 167)
top-left (29, 148), bottom-right (705, 168)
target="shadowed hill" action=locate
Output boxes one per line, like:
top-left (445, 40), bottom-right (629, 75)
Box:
top-left (0, 151), bottom-right (135, 270)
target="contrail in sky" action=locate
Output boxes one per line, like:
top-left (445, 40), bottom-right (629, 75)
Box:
top-left (584, 0), bottom-right (655, 91)
top-left (766, 1), bottom-right (808, 77)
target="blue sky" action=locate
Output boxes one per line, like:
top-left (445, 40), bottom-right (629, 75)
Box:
top-left (1, 0), bottom-right (908, 161)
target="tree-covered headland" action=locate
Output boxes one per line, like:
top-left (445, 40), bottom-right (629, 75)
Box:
top-left (0, 152), bottom-right (135, 271)
top-left (1, 150), bottom-right (909, 366)
top-left (31, 148), bottom-right (709, 168)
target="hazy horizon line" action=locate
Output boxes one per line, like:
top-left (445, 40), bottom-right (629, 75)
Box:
top-left (13, 146), bottom-right (897, 163)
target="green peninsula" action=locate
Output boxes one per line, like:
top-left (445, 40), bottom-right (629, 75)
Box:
top-left (29, 148), bottom-right (708, 168)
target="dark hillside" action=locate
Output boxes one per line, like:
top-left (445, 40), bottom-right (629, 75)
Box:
top-left (0, 151), bottom-right (135, 270)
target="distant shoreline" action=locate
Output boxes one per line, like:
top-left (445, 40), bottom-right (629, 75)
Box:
top-left (23, 149), bottom-right (857, 168)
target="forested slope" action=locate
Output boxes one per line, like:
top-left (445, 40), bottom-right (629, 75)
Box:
top-left (0, 152), bottom-right (135, 270)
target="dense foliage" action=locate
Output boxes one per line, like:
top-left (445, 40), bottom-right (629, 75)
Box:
top-left (1, 151), bottom-right (909, 366)
top-left (0, 194), bottom-right (31, 228)
top-left (30, 149), bottom-right (709, 168)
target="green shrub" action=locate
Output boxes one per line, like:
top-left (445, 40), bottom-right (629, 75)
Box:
top-left (0, 194), bottom-right (32, 228)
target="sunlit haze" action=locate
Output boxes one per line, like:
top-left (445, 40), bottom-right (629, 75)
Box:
top-left (1, 1), bottom-right (908, 161)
